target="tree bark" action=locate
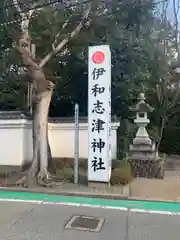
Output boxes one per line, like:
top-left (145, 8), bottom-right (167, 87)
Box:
top-left (48, 137), bottom-right (56, 174)
top-left (27, 101), bottom-right (40, 186)
top-left (21, 81), bottom-right (54, 186)
top-left (156, 117), bottom-right (165, 151)
top-left (15, 38), bottom-right (55, 186)
top-left (14, 2), bottom-right (93, 187)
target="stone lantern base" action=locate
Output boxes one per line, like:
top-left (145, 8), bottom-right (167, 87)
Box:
top-left (128, 142), bottom-right (164, 179)
top-left (128, 158), bottom-right (164, 179)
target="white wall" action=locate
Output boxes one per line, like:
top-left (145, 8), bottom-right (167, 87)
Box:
top-left (0, 120), bottom-right (24, 166)
top-left (48, 122), bottom-right (120, 159)
top-left (0, 119), bottom-right (120, 167)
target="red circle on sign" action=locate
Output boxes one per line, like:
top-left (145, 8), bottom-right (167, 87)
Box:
top-left (92, 51), bottom-right (105, 64)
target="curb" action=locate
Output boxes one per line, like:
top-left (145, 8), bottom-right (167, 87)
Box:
top-left (0, 186), bottom-right (129, 200)
top-left (128, 196), bottom-right (180, 203)
top-left (0, 186), bottom-right (179, 203)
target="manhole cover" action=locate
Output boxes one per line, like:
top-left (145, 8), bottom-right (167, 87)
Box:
top-left (65, 215), bottom-right (104, 232)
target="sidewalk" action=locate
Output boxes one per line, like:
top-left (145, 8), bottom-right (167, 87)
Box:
top-left (130, 170), bottom-right (180, 201)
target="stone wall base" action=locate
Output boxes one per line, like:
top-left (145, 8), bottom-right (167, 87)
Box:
top-left (128, 159), bottom-right (164, 179)
top-left (0, 163), bottom-right (30, 176)
top-left (88, 181), bottom-right (110, 190)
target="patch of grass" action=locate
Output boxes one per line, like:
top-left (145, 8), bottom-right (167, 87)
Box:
top-left (55, 167), bottom-right (74, 182)
top-left (78, 159), bottom-right (88, 170)
top-left (52, 158), bottom-right (132, 186)
top-left (111, 160), bottom-right (133, 185)
top-left (53, 158), bottom-right (74, 169)
top-left (112, 159), bottom-right (123, 169)
top-left (53, 158), bottom-right (87, 170)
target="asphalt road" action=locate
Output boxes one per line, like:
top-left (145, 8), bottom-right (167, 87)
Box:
top-left (0, 201), bottom-right (179, 240)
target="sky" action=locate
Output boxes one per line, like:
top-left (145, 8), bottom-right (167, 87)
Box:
top-left (167, 0), bottom-right (179, 21)
top-left (153, 0), bottom-right (178, 21)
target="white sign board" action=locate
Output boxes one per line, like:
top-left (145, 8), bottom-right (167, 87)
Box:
top-left (88, 45), bottom-right (112, 182)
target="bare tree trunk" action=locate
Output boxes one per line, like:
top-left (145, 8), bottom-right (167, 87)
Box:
top-left (48, 138), bottom-right (56, 174)
top-left (15, 36), bottom-right (55, 186)
top-left (27, 101), bottom-right (40, 186)
top-left (156, 117), bottom-right (165, 151)
top-left (20, 82), bottom-right (54, 187)
top-left (39, 87), bottom-right (54, 175)
top-left (14, 2), bottom-right (93, 187)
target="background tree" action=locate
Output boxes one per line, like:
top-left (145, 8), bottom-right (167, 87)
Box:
top-left (147, 0), bottom-right (180, 150)
top-left (2, 0), bottom-right (180, 163)
top-left (5, 0), bottom-right (96, 186)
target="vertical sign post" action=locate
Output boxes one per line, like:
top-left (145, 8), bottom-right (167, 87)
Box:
top-left (88, 45), bottom-right (112, 182)
top-left (74, 103), bottom-right (79, 184)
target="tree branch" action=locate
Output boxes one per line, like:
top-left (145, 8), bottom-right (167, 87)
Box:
top-left (12, 0), bottom-right (37, 35)
top-left (173, 0), bottom-right (180, 59)
top-left (167, 92), bottom-right (180, 109)
top-left (52, 17), bottom-right (72, 50)
top-left (15, 45), bottom-right (39, 71)
top-left (167, 108), bottom-right (180, 118)
top-left (13, 0), bottom-right (23, 15)
top-left (39, 3), bottom-right (92, 68)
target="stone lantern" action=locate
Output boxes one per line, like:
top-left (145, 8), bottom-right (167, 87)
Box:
top-left (131, 93), bottom-right (154, 146)
top-left (128, 93), bottom-right (164, 179)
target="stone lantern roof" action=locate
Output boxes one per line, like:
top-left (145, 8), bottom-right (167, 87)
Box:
top-left (130, 93), bottom-right (154, 113)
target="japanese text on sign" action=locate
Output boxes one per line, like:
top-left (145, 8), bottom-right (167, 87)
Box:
top-left (88, 45), bottom-right (112, 182)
